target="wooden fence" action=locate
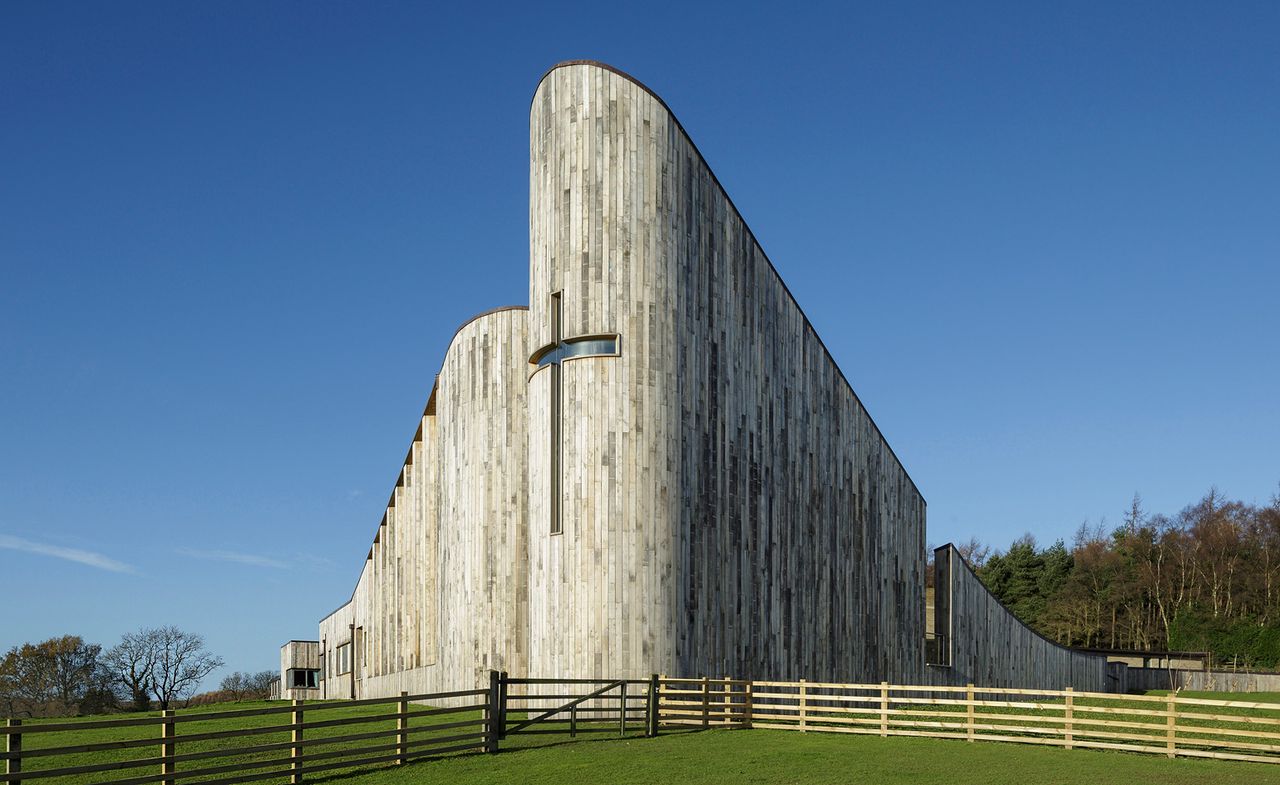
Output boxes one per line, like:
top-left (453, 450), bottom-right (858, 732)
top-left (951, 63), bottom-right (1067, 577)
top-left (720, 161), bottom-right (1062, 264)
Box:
top-left (8, 676), bottom-right (1280, 783)
top-left (0, 675), bottom-right (661, 785)
top-left (1, 687), bottom-right (492, 785)
top-left (656, 677), bottom-right (1280, 765)
top-left (655, 677), bottom-right (752, 729)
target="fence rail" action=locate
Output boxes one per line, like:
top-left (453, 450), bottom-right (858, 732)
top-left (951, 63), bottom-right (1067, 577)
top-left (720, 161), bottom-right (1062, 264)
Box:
top-left (656, 677), bottom-right (752, 729)
top-left (1, 688), bottom-right (491, 785)
top-left (656, 677), bottom-right (1280, 765)
top-left (7, 674), bottom-right (1280, 783)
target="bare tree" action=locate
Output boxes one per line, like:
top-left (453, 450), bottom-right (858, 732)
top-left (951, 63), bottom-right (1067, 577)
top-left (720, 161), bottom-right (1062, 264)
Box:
top-left (103, 629), bottom-right (159, 711)
top-left (247, 670), bottom-right (277, 699)
top-left (219, 672), bottom-right (249, 702)
top-left (955, 537), bottom-right (991, 569)
top-left (149, 626), bottom-right (224, 710)
top-left (1123, 493), bottom-right (1146, 535)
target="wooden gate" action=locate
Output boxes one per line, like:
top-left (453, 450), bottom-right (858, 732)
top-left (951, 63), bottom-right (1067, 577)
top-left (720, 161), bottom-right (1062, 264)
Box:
top-left (493, 673), bottom-right (657, 740)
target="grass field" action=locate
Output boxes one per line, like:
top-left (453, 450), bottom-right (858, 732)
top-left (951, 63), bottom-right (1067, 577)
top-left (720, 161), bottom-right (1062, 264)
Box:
top-left (10, 693), bottom-right (1280, 785)
top-left (304, 727), bottom-right (1280, 785)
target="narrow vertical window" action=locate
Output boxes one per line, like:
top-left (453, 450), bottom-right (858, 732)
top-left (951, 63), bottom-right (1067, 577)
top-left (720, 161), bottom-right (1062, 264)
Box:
top-left (549, 291), bottom-right (563, 535)
top-left (529, 290), bottom-right (619, 538)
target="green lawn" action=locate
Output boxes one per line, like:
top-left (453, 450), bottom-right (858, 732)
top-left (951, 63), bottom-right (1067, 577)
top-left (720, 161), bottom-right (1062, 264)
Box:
top-left (10, 694), bottom-right (1280, 785)
top-left (330, 728), bottom-right (1280, 785)
top-left (1151, 690), bottom-right (1280, 703)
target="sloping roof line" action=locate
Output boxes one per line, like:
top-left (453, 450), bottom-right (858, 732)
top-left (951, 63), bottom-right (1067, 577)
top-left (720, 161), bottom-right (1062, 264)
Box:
top-left (535, 60), bottom-right (924, 502)
top-left (322, 305), bottom-right (529, 622)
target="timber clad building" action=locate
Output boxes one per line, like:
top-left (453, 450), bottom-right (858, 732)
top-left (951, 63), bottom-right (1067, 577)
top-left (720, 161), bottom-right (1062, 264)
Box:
top-left (278, 61), bottom-right (1112, 699)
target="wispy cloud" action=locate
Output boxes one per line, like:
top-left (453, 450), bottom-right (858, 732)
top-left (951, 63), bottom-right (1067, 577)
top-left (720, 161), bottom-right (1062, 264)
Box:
top-left (0, 534), bottom-right (137, 574)
top-left (177, 548), bottom-right (290, 570)
top-left (295, 553), bottom-right (336, 570)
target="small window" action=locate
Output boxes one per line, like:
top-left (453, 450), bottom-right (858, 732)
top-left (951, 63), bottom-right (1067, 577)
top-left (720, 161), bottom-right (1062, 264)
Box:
top-left (534, 344), bottom-right (562, 368)
top-left (288, 669), bottom-right (320, 689)
top-left (562, 337), bottom-right (617, 359)
top-left (532, 336), bottom-right (619, 367)
top-left (335, 643), bottom-right (352, 675)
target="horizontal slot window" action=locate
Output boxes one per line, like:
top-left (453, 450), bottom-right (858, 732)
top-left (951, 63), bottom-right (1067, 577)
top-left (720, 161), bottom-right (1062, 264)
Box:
top-left (532, 336), bottom-right (619, 367)
top-left (562, 337), bottom-right (616, 359)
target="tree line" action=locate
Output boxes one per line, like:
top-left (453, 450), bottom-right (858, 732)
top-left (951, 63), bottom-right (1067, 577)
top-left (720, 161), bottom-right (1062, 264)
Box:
top-left (955, 487), bottom-right (1280, 669)
top-left (0, 626), bottom-right (272, 718)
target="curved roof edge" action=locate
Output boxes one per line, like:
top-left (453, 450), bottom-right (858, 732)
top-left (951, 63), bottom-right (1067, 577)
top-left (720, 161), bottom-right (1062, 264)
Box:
top-left (447, 304), bottom-right (530, 344)
top-left (535, 60), bottom-right (678, 122)
top-left (534, 60), bottom-right (925, 503)
top-left (428, 305), bottom-right (531, 418)
top-left (322, 303), bottom-right (530, 623)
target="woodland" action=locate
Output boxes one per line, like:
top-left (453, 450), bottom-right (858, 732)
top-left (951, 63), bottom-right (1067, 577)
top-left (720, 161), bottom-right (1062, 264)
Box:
top-left (957, 487), bottom-right (1280, 668)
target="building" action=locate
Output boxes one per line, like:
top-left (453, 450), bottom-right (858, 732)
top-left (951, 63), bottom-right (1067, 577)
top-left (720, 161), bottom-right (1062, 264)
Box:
top-left (275, 61), bottom-right (1113, 699)
top-left (270, 640), bottom-right (321, 701)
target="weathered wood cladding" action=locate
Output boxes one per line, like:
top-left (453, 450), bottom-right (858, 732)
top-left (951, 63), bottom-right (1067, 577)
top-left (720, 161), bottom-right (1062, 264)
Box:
top-left (529, 62), bottom-right (926, 683)
top-left (528, 64), bottom-right (677, 682)
top-left (317, 308), bottom-right (529, 700)
top-left (932, 544), bottom-right (1110, 691)
top-left (281, 640), bottom-right (320, 671)
top-left (437, 308), bottom-right (530, 688)
top-left (300, 61), bottom-right (1113, 699)
top-left (277, 641), bottom-right (321, 701)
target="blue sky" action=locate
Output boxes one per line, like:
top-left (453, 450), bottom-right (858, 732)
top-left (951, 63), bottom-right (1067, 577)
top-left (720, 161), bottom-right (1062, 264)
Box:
top-left (2, 2), bottom-right (1277, 683)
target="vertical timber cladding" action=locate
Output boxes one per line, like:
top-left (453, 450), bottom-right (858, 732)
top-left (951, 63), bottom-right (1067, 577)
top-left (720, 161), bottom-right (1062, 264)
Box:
top-left (529, 64), bottom-right (680, 681)
top-left (317, 308), bottom-right (528, 700)
top-left (308, 60), bottom-right (1114, 699)
top-left (437, 308), bottom-right (531, 688)
top-left (530, 61), bottom-right (927, 684)
top-left (936, 545), bottom-right (1110, 691)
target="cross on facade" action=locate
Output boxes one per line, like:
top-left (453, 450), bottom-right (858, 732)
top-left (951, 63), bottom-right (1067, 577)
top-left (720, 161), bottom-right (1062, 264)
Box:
top-left (529, 291), bottom-right (620, 535)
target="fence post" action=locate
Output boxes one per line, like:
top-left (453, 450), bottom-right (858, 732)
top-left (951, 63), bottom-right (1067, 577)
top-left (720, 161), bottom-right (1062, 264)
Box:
top-left (799, 679), bottom-right (807, 732)
top-left (570, 705), bottom-right (577, 738)
top-left (1166, 691), bottom-right (1177, 759)
top-left (880, 682), bottom-right (889, 738)
top-left (701, 676), bottom-right (709, 729)
top-left (497, 671), bottom-right (509, 740)
top-left (619, 682), bottom-right (628, 736)
top-left (290, 700), bottom-right (304, 785)
top-left (744, 680), bottom-right (754, 729)
top-left (161, 710), bottom-right (175, 785)
top-left (965, 684), bottom-right (974, 743)
top-left (721, 676), bottom-right (731, 727)
top-left (647, 674), bottom-right (660, 737)
top-left (1064, 687), bottom-right (1073, 750)
top-left (485, 670), bottom-right (500, 754)
top-left (6, 718), bottom-right (21, 785)
top-left (396, 691), bottom-right (408, 765)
